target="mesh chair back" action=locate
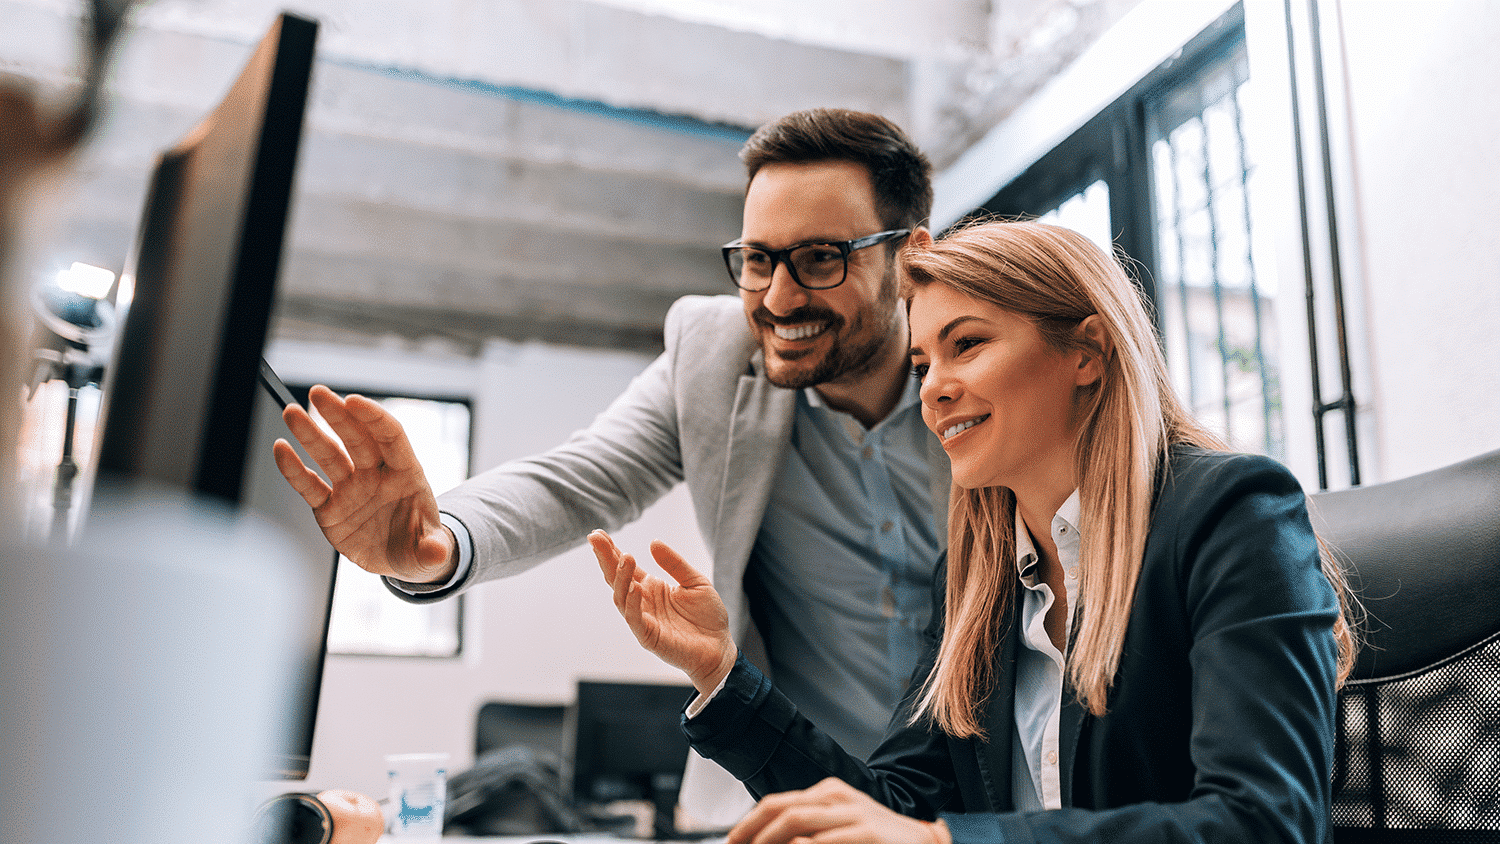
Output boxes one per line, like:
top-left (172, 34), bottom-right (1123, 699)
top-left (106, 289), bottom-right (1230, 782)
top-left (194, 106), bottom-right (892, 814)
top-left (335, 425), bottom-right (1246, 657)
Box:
top-left (1309, 448), bottom-right (1500, 843)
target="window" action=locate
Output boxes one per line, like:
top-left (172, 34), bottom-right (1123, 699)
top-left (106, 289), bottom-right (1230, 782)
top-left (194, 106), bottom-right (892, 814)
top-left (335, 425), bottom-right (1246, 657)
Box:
top-left (1145, 36), bottom-right (1284, 458)
top-left (979, 7), bottom-right (1289, 460)
top-left (297, 388), bottom-right (474, 657)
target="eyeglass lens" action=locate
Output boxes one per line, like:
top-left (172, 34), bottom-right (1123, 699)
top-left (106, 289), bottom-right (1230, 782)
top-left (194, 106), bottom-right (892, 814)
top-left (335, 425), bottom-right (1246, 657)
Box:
top-left (727, 244), bottom-right (847, 291)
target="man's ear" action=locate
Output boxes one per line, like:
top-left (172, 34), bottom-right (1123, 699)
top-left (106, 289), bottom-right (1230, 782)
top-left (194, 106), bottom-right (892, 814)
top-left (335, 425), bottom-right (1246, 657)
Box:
top-left (1075, 314), bottom-right (1113, 387)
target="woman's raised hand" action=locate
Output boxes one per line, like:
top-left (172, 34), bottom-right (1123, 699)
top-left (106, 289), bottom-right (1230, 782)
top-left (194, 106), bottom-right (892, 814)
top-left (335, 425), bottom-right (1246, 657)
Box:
top-left (588, 530), bottom-right (737, 694)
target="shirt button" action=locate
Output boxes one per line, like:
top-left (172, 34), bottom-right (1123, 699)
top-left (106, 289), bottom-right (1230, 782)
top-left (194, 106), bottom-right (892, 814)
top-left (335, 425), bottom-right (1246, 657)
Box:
top-left (881, 520), bottom-right (894, 533)
top-left (881, 587), bottom-right (896, 618)
top-left (862, 445), bottom-right (873, 460)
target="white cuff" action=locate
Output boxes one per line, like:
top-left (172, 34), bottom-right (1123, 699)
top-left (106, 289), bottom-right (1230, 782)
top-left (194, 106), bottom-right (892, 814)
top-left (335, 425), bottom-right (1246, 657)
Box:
top-left (684, 668), bottom-right (732, 719)
top-left (387, 513), bottom-right (473, 595)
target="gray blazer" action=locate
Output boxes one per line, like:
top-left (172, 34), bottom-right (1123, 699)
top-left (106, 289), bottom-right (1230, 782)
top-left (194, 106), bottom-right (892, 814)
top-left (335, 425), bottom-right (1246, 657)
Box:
top-left (409, 294), bottom-right (952, 659)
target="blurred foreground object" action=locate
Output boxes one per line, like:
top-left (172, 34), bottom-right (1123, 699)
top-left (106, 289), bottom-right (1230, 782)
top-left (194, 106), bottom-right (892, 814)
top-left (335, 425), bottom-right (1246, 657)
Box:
top-left (0, 485), bottom-right (327, 843)
top-left (0, 0), bottom-right (132, 504)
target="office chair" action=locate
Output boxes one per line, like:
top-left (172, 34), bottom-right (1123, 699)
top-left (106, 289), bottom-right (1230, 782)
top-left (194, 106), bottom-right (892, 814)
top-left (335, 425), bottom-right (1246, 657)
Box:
top-left (447, 701), bottom-right (581, 836)
top-left (1309, 447), bottom-right (1500, 842)
top-left (474, 701), bottom-right (569, 759)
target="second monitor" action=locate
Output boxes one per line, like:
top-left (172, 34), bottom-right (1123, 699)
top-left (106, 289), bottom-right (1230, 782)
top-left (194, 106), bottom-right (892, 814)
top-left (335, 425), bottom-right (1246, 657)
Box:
top-left (570, 680), bottom-right (697, 839)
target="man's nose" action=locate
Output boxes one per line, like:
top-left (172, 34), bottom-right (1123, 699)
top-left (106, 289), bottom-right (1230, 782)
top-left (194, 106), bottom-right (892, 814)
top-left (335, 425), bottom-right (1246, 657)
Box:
top-left (760, 260), bottom-right (810, 316)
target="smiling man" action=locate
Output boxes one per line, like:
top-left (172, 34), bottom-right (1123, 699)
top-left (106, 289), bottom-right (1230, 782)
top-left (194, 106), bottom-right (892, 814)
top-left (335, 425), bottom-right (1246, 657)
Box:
top-left (275, 108), bottom-right (950, 813)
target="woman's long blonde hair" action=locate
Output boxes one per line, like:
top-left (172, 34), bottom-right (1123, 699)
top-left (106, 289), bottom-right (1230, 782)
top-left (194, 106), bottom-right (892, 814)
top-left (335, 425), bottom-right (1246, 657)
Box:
top-left (903, 220), bottom-right (1354, 733)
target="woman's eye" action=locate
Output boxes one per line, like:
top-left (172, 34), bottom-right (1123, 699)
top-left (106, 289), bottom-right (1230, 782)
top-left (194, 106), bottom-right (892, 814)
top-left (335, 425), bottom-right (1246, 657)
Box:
top-left (953, 336), bottom-right (983, 353)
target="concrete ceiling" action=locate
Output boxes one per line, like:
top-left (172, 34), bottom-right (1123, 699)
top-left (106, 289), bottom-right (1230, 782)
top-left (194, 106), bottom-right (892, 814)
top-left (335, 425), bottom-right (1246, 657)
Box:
top-left (5, 0), bottom-right (1138, 355)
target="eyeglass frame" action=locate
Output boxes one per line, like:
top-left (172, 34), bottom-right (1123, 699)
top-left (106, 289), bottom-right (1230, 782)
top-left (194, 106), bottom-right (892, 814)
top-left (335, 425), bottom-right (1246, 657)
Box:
top-left (721, 228), bottom-right (911, 292)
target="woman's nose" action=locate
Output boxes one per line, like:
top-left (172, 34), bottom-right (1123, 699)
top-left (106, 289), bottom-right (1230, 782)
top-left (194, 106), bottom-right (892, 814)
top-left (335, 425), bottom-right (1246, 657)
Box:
top-left (919, 363), bottom-right (958, 406)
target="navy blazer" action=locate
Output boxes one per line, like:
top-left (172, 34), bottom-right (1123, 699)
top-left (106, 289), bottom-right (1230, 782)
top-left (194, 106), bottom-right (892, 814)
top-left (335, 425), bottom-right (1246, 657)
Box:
top-left (686, 447), bottom-right (1341, 843)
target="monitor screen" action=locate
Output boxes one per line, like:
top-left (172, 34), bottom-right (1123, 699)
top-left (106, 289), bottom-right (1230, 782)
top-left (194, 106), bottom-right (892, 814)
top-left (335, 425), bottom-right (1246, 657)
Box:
top-left (82, 12), bottom-right (335, 781)
top-left (570, 680), bottom-right (695, 838)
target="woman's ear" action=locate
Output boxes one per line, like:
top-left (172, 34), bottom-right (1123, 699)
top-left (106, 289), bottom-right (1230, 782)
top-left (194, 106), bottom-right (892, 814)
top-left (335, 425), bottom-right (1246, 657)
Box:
top-left (909, 227), bottom-right (934, 248)
top-left (1074, 314), bottom-right (1112, 387)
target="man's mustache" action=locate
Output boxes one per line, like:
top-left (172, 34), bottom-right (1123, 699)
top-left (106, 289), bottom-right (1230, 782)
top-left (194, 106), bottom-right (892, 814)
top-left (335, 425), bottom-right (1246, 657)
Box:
top-left (751, 305), bottom-right (843, 327)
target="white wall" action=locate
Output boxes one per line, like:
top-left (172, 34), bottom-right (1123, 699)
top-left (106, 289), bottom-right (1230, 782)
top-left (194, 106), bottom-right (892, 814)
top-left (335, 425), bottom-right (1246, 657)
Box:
top-left (1329, 0), bottom-right (1500, 480)
top-left (264, 336), bottom-right (709, 797)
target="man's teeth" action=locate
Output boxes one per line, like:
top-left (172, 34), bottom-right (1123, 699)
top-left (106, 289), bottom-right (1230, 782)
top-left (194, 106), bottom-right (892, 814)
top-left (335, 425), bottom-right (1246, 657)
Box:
top-left (774, 323), bottom-right (824, 341)
top-left (943, 416), bottom-right (988, 440)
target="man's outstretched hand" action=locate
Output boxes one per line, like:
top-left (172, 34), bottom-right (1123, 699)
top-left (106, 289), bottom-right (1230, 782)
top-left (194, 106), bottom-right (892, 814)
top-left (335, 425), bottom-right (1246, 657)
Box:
top-left (273, 384), bottom-right (457, 584)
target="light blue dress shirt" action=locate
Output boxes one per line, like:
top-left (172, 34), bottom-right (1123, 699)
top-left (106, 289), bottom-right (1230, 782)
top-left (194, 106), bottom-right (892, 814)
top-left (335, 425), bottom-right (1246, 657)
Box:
top-left (1011, 490), bottom-right (1081, 811)
top-left (746, 376), bottom-right (942, 759)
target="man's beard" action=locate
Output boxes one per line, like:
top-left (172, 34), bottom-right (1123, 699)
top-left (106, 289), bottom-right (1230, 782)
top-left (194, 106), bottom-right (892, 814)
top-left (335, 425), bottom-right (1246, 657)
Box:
top-left (755, 267), bottom-right (901, 390)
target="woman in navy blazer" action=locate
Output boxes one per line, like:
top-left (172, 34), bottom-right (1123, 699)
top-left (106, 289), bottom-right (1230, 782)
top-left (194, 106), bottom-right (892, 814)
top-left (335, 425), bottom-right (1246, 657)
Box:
top-left (590, 220), bottom-right (1356, 844)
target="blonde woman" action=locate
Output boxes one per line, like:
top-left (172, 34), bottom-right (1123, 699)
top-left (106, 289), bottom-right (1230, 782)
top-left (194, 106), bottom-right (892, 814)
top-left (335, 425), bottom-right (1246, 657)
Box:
top-left (591, 220), bottom-right (1354, 844)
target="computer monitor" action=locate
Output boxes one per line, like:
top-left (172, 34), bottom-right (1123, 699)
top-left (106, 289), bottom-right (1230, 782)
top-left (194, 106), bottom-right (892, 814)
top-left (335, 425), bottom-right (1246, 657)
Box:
top-left (83, 12), bottom-right (335, 781)
top-left (569, 680), bottom-right (696, 839)
top-left (93, 11), bottom-right (315, 506)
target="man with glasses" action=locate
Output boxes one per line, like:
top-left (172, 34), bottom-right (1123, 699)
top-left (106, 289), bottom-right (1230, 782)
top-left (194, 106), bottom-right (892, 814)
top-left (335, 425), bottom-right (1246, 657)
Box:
top-left (274, 108), bottom-right (948, 811)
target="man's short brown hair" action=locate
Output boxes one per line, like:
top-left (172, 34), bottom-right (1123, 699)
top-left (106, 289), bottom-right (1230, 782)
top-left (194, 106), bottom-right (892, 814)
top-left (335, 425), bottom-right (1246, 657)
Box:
top-left (740, 108), bottom-right (933, 233)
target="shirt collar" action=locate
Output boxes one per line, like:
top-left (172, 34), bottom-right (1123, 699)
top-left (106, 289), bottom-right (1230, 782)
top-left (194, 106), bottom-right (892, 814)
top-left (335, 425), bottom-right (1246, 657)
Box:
top-left (802, 374), bottom-right (923, 441)
top-left (1014, 489), bottom-right (1082, 585)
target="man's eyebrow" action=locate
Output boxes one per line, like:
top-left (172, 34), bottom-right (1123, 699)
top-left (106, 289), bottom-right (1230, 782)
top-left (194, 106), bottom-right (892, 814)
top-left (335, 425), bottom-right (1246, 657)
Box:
top-left (740, 236), bottom-right (843, 250)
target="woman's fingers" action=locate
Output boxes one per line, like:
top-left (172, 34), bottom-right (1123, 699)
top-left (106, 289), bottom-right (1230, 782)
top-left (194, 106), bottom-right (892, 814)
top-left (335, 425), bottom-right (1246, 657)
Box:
top-left (589, 529), bottom-right (622, 581)
top-left (590, 530), bottom-right (651, 625)
top-left (730, 781), bottom-right (870, 844)
top-left (731, 785), bottom-right (822, 844)
top-left (648, 539), bottom-right (711, 589)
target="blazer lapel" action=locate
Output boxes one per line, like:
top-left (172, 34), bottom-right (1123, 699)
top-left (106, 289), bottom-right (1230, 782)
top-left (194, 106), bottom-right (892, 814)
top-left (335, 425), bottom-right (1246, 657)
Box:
top-left (1058, 681), bottom-right (1086, 806)
top-left (711, 360), bottom-right (795, 647)
top-left (973, 600), bottom-right (1023, 811)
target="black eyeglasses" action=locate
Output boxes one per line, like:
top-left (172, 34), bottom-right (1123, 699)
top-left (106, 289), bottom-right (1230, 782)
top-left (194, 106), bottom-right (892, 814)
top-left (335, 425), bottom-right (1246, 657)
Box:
top-left (721, 229), bottom-right (910, 292)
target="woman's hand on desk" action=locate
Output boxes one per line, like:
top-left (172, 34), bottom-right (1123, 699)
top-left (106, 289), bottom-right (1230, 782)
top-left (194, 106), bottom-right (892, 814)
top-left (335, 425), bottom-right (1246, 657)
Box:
top-left (730, 779), bottom-right (951, 844)
top-left (273, 385), bottom-right (457, 584)
top-left (589, 530), bottom-right (736, 694)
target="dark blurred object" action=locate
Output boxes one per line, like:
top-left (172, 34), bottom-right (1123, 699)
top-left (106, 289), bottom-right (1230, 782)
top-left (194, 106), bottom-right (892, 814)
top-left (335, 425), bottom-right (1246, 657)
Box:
top-left (451, 700), bottom-right (593, 836)
top-left (445, 745), bottom-right (596, 837)
top-left (571, 681), bottom-right (703, 839)
top-left (1312, 448), bottom-right (1500, 841)
top-left (475, 700), bottom-right (569, 759)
